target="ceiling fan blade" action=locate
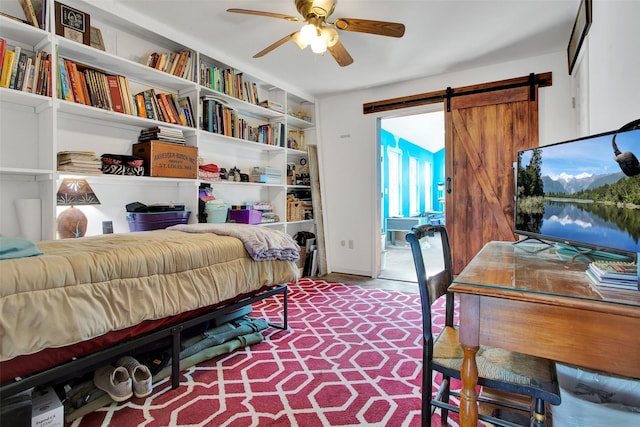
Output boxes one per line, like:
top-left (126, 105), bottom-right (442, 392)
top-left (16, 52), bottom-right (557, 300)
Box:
top-left (327, 41), bottom-right (353, 67)
top-left (227, 8), bottom-right (301, 22)
top-left (253, 33), bottom-right (296, 58)
top-left (334, 18), bottom-right (405, 38)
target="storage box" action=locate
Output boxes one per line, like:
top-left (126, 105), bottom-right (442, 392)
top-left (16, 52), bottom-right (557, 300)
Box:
top-left (127, 211), bottom-right (191, 231)
top-left (228, 209), bottom-right (263, 224)
top-left (204, 201), bottom-right (228, 223)
top-left (31, 387), bottom-right (63, 427)
top-left (132, 140), bottom-right (198, 178)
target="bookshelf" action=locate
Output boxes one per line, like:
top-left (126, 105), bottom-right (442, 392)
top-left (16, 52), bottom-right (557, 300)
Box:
top-left (0, 0), bottom-right (317, 240)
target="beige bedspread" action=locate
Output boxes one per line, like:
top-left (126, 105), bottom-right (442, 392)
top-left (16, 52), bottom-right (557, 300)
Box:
top-left (0, 230), bottom-right (299, 362)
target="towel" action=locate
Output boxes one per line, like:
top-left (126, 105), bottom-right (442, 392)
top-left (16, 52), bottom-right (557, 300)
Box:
top-left (167, 223), bottom-right (300, 261)
top-left (0, 236), bottom-right (42, 260)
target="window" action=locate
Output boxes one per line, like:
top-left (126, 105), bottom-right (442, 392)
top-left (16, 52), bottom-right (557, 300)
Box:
top-left (388, 149), bottom-right (400, 217)
top-left (424, 161), bottom-right (432, 212)
top-left (410, 157), bottom-right (418, 215)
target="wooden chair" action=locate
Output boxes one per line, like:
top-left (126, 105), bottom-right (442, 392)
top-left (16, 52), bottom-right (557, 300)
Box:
top-left (406, 224), bottom-right (561, 427)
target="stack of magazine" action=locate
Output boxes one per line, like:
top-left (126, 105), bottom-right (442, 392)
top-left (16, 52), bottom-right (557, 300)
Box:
top-left (586, 261), bottom-right (639, 291)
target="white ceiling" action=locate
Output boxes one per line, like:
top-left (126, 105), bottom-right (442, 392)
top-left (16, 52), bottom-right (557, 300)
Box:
top-left (113, 0), bottom-right (579, 99)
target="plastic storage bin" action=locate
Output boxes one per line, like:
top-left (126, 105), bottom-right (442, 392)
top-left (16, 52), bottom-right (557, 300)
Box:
top-left (228, 209), bottom-right (263, 224)
top-left (204, 201), bottom-right (228, 223)
top-left (127, 211), bottom-right (191, 231)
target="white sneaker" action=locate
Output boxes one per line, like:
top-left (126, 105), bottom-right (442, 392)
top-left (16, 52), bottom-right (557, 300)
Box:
top-left (117, 356), bottom-right (153, 398)
top-left (93, 365), bottom-right (133, 402)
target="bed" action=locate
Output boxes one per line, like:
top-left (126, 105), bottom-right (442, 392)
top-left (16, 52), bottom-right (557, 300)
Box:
top-left (0, 224), bottom-right (299, 397)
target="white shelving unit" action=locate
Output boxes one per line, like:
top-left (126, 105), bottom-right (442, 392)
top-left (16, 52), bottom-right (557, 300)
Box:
top-left (0, 0), bottom-right (317, 240)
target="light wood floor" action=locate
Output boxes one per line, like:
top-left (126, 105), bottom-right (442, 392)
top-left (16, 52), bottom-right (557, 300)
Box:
top-left (315, 272), bottom-right (419, 294)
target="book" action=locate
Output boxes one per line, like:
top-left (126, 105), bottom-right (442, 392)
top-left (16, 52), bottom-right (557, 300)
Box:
top-left (585, 268), bottom-right (638, 291)
top-left (589, 261), bottom-right (637, 281)
top-left (8, 46), bottom-right (21, 89)
top-left (0, 38), bottom-right (6, 79)
top-left (64, 60), bottom-right (82, 103)
top-left (106, 75), bottom-right (124, 113)
top-left (18, 0), bottom-right (39, 27)
top-left (2, 49), bottom-right (17, 88)
top-left (13, 51), bottom-right (29, 91)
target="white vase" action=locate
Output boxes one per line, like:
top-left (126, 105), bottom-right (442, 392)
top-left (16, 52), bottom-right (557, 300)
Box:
top-left (15, 198), bottom-right (42, 241)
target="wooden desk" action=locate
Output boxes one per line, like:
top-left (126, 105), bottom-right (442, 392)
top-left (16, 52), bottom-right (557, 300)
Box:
top-left (449, 241), bottom-right (640, 427)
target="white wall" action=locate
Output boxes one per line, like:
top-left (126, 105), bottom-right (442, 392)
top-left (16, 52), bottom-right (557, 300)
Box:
top-left (585, 0), bottom-right (640, 134)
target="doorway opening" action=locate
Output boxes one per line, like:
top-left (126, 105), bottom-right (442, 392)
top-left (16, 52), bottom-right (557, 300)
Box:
top-left (378, 109), bottom-right (445, 281)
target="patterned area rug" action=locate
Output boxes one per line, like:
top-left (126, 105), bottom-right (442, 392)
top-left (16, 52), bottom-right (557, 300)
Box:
top-left (69, 279), bottom-right (461, 426)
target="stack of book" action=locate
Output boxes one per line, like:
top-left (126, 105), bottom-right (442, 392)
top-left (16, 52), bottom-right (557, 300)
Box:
top-left (586, 261), bottom-right (639, 291)
top-left (138, 126), bottom-right (185, 144)
top-left (57, 151), bottom-right (102, 175)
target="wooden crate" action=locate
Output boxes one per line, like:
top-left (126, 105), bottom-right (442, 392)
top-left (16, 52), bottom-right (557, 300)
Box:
top-left (132, 140), bottom-right (198, 178)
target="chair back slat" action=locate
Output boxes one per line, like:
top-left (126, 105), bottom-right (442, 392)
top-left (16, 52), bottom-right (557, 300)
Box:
top-left (407, 224), bottom-right (455, 334)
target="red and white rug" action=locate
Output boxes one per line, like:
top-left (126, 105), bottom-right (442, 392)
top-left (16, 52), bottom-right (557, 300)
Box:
top-left (69, 279), bottom-right (461, 426)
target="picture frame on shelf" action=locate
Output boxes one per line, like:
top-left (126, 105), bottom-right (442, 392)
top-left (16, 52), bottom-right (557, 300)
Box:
top-left (54, 2), bottom-right (91, 46)
top-left (90, 26), bottom-right (105, 51)
top-left (567, 0), bottom-right (592, 75)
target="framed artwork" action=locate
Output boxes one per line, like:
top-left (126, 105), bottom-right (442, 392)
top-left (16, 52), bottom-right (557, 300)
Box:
top-left (567, 0), bottom-right (592, 74)
top-left (90, 26), bottom-right (105, 51)
top-left (55, 2), bottom-right (91, 45)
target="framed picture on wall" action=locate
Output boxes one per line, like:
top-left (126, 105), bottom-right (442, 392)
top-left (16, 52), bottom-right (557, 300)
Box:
top-left (567, 0), bottom-right (592, 75)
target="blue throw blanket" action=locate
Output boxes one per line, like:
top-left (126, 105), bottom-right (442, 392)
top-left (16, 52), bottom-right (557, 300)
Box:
top-left (167, 223), bottom-right (300, 261)
top-left (0, 236), bottom-right (42, 260)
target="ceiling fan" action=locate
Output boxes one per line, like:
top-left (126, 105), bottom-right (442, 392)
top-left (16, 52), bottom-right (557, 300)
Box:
top-left (227, 0), bottom-right (405, 67)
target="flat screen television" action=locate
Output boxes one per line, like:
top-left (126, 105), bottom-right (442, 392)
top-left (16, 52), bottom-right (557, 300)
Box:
top-left (514, 124), bottom-right (640, 258)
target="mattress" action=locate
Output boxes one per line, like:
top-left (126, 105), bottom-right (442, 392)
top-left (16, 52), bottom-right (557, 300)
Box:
top-left (0, 230), bottom-right (298, 367)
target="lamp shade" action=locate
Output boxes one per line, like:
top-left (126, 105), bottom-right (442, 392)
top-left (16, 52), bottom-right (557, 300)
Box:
top-left (57, 178), bottom-right (100, 206)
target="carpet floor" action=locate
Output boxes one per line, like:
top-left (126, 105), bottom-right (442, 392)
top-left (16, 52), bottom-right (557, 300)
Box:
top-left (68, 279), bottom-right (462, 427)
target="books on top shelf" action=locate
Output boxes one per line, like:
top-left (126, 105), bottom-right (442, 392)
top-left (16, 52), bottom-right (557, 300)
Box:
top-left (145, 49), bottom-right (194, 81)
top-left (57, 151), bottom-right (102, 174)
top-left (199, 64), bottom-right (260, 106)
top-left (586, 261), bottom-right (639, 291)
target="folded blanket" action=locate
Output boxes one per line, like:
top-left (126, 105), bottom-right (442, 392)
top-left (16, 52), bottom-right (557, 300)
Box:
top-left (167, 223), bottom-right (300, 261)
top-left (0, 236), bottom-right (42, 260)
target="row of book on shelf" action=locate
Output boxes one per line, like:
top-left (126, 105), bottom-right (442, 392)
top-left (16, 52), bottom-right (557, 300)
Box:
top-left (0, 39), bottom-right (52, 95)
top-left (145, 49), bottom-right (195, 81)
top-left (585, 260), bottom-right (639, 291)
top-left (57, 56), bottom-right (195, 127)
top-left (200, 96), bottom-right (286, 146)
top-left (199, 64), bottom-right (260, 106)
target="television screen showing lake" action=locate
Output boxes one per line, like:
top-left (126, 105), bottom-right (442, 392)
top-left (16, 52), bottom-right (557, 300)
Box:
top-left (515, 127), bottom-right (640, 255)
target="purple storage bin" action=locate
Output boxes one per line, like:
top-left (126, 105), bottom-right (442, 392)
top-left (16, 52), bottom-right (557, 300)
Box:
top-left (127, 211), bottom-right (191, 231)
top-left (228, 209), bottom-right (263, 224)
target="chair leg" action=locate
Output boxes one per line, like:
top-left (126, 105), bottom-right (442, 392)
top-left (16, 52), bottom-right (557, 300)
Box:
top-left (440, 375), bottom-right (451, 426)
top-left (529, 398), bottom-right (547, 427)
top-left (422, 362), bottom-right (433, 427)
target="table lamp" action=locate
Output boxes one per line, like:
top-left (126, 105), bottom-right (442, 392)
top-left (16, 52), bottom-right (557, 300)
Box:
top-left (57, 178), bottom-right (100, 238)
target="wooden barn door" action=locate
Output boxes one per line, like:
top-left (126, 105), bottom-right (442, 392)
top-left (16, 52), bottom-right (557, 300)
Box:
top-left (445, 80), bottom-right (542, 274)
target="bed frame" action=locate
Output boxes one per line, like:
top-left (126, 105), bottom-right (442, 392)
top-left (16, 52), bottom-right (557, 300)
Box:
top-left (0, 284), bottom-right (287, 399)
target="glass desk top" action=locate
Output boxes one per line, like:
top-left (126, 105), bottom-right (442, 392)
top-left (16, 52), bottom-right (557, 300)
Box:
top-left (451, 241), bottom-right (640, 309)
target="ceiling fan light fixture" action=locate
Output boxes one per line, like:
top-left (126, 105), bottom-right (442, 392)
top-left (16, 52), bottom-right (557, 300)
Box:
top-left (311, 38), bottom-right (327, 53)
top-left (310, 0), bottom-right (335, 17)
top-left (292, 32), bottom-right (308, 49)
top-left (299, 23), bottom-right (318, 45)
top-left (321, 27), bottom-right (339, 47)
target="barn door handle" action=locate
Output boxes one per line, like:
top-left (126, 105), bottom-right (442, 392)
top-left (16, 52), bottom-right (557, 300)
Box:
top-left (446, 177), bottom-right (452, 194)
